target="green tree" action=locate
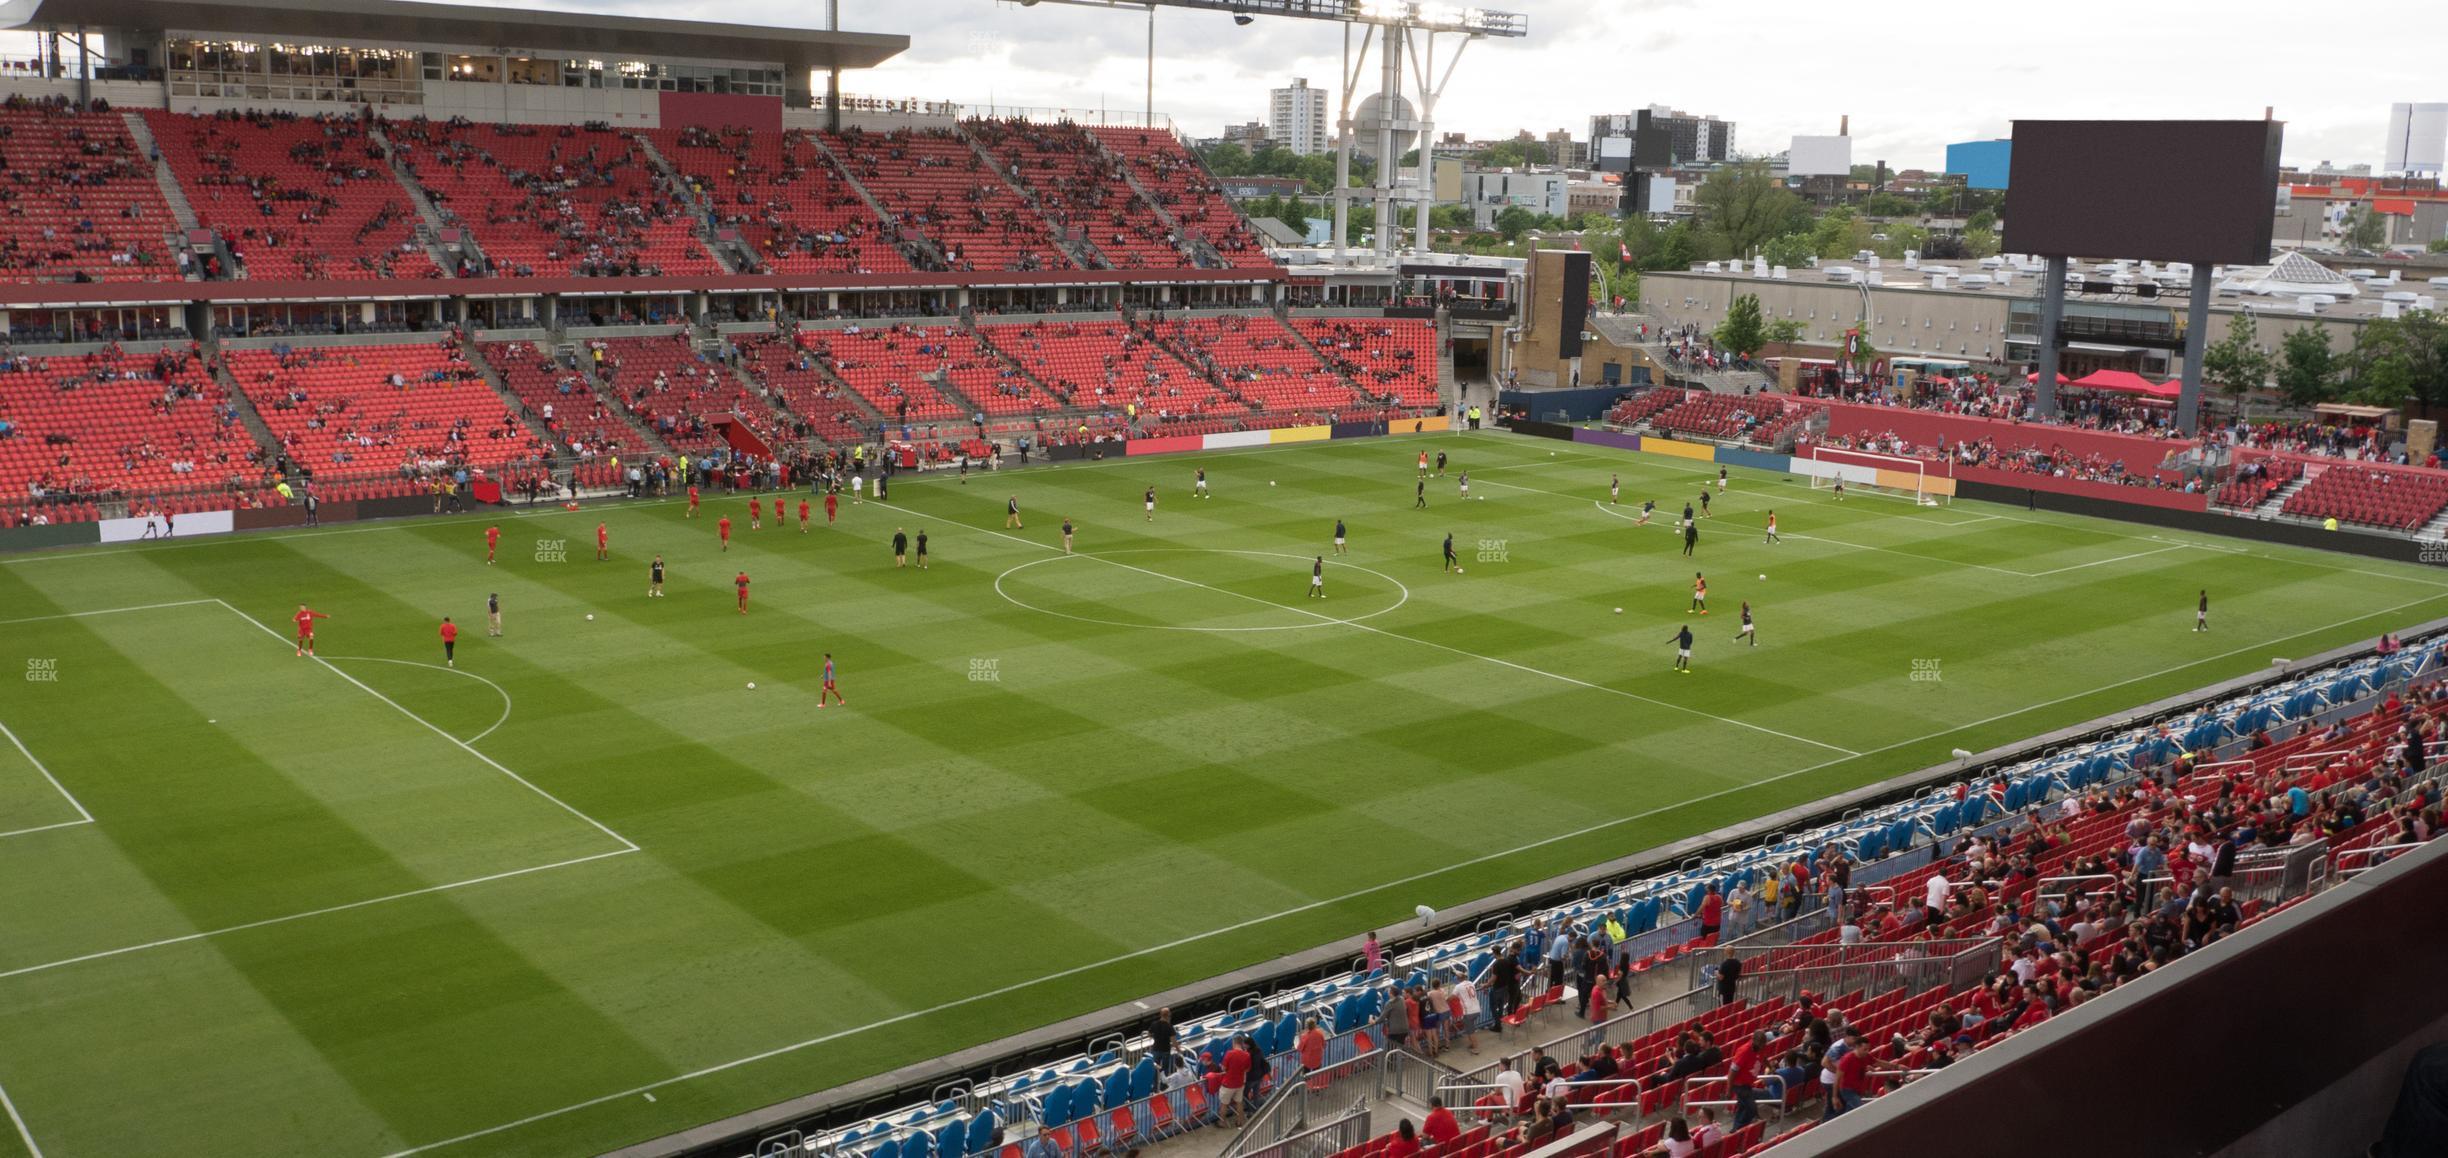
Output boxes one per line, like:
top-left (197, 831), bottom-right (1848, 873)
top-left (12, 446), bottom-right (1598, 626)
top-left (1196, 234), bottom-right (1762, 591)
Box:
top-left (1764, 318), bottom-right (1804, 346)
top-left (2275, 326), bottom-right (2341, 406)
top-left (1714, 293), bottom-right (1767, 356)
top-left (2430, 237), bottom-right (2448, 253)
top-left (1965, 209), bottom-right (1997, 233)
top-left (2340, 206), bottom-right (2388, 253)
top-left (1859, 192), bottom-right (1916, 219)
top-left (1428, 204), bottom-right (1473, 231)
top-left (2200, 313), bottom-right (2272, 417)
top-left (1201, 142), bottom-right (1250, 176)
top-left (1960, 227), bottom-right (2000, 258)
top-left (2348, 309), bottom-right (2448, 411)
top-left (1493, 205), bottom-right (1539, 241)
top-left (1691, 161), bottom-right (1803, 258)
top-left (1759, 231), bottom-right (1816, 270)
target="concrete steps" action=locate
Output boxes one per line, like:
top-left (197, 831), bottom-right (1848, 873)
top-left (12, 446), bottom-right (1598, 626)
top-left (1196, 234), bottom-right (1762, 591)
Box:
top-left (805, 134), bottom-right (952, 271)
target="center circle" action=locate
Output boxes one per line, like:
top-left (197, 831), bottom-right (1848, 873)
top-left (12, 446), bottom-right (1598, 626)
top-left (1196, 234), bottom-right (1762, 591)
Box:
top-left (994, 549), bottom-right (1412, 633)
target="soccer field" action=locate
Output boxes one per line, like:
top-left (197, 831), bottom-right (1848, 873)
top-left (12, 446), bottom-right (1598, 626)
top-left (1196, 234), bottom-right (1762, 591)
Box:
top-left (1, 429), bottom-right (2441, 1157)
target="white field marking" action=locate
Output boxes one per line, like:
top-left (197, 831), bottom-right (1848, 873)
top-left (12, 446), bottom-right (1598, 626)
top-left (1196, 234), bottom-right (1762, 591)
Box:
top-left (0, 718), bottom-right (96, 838)
top-left (379, 573), bottom-right (2448, 1158)
top-left (214, 600), bottom-right (637, 853)
top-left (2017, 544), bottom-right (2192, 578)
top-left (0, 1077), bottom-right (44, 1158)
top-left (0, 847), bottom-right (638, 984)
top-left (319, 657), bottom-right (516, 745)
top-left (0, 597), bottom-right (221, 626)
top-left (956, 516), bottom-right (1857, 757)
top-left (992, 549), bottom-right (1411, 633)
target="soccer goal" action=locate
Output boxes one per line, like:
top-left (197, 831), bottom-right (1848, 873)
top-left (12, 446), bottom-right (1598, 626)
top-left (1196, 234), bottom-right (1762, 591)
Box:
top-left (1805, 445), bottom-right (1951, 506)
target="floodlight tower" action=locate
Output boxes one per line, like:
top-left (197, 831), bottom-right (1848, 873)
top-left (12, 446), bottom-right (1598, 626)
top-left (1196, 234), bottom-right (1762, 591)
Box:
top-left (1008, 0), bottom-right (1527, 266)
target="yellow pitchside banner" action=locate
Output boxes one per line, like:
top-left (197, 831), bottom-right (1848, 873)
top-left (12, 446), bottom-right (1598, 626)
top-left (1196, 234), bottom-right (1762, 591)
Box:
top-left (1640, 438), bottom-right (1716, 462)
top-left (1268, 425), bottom-right (1333, 444)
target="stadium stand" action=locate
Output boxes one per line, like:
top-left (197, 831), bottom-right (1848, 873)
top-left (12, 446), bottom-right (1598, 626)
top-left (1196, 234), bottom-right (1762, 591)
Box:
top-left (143, 109), bottom-right (440, 282)
top-left (478, 338), bottom-right (646, 460)
top-left (0, 348), bottom-right (260, 522)
top-left (650, 125), bottom-right (911, 275)
top-left (1153, 314), bottom-right (1359, 414)
top-left (981, 318), bottom-right (1246, 423)
top-left (2213, 455), bottom-right (2304, 510)
top-left (1293, 317), bottom-right (1442, 408)
top-left (797, 325), bottom-right (972, 426)
top-left (964, 118), bottom-right (1190, 270)
top-left (225, 341), bottom-right (543, 477)
top-left (730, 332), bottom-right (874, 446)
top-left (820, 128), bottom-right (1074, 272)
top-left (384, 119), bottom-right (714, 277)
top-left (588, 332), bottom-right (789, 454)
top-left (1605, 388), bottom-right (1689, 428)
top-left (0, 101), bottom-right (182, 282)
top-left (1649, 394), bottom-right (1797, 444)
top-left (2279, 462), bottom-right (2448, 531)
top-left (1086, 126), bottom-right (1273, 270)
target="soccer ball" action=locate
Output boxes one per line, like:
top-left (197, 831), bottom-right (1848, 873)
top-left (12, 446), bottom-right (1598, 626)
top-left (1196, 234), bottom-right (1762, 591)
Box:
top-left (1477, 495), bottom-right (1485, 501)
top-left (1759, 574), bottom-right (1767, 580)
top-left (1270, 481), bottom-right (1277, 486)
top-left (1456, 567), bottom-right (1465, 573)
top-left (1614, 607), bottom-right (1623, 614)
top-left (746, 681), bottom-right (757, 690)
top-left (585, 613), bottom-right (595, 621)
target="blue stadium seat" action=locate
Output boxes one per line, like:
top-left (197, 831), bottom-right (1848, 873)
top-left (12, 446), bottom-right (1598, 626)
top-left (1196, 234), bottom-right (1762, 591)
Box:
top-left (965, 1110), bottom-right (998, 1156)
top-left (1129, 1058), bottom-right (1156, 1101)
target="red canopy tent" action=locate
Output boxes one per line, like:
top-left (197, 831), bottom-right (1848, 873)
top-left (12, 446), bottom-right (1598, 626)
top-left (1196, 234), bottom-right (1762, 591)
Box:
top-left (2069, 369), bottom-right (2179, 399)
top-left (2024, 371), bottom-right (2070, 386)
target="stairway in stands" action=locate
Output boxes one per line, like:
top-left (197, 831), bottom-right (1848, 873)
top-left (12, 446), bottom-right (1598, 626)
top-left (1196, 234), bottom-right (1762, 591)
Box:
top-left (803, 134), bottom-right (953, 271)
top-left (950, 123), bottom-right (1111, 271)
top-left (2255, 472), bottom-right (2315, 518)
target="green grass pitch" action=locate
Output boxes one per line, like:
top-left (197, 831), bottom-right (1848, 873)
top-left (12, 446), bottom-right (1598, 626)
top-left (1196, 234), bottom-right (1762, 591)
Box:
top-left (0, 429), bottom-right (2441, 1157)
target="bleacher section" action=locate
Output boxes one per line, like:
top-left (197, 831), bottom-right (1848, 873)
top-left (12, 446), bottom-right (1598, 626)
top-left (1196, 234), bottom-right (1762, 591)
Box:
top-left (0, 104), bottom-right (181, 282)
top-left (588, 333), bottom-right (787, 454)
top-left (2279, 462), bottom-right (2448, 531)
top-left (1294, 318), bottom-right (1441, 407)
top-left (964, 118), bottom-right (1189, 270)
top-left (384, 120), bottom-right (713, 277)
top-left (1605, 388), bottom-right (1686, 428)
top-left (225, 341), bottom-right (541, 476)
top-left (144, 110), bottom-right (438, 281)
top-left (1154, 315), bottom-right (1355, 414)
top-left (478, 339), bottom-right (644, 460)
top-left (982, 318), bottom-right (1245, 423)
top-left (731, 332), bottom-right (872, 445)
top-left (742, 634), bottom-right (2446, 1158)
top-left (821, 128), bottom-right (1073, 272)
top-left (2214, 456), bottom-right (2304, 510)
top-left (0, 349), bottom-right (258, 523)
top-left (651, 125), bottom-right (908, 275)
top-left (1087, 126), bottom-right (1272, 270)
top-left (1650, 394), bottom-right (1801, 444)
top-left (798, 325), bottom-right (971, 426)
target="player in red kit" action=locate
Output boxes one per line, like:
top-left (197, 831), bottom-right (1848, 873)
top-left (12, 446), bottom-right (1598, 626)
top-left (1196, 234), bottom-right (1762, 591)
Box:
top-left (818, 652), bottom-right (844, 707)
top-left (749, 497), bottom-right (763, 530)
top-left (439, 616), bottom-right (459, 667)
top-left (293, 604), bottom-right (328, 656)
top-left (484, 525), bottom-right (501, 564)
top-left (735, 570), bottom-right (751, 614)
top-left (798, 497), bottom-right (811, 533)
top-left (595, 522), bottom-right (609, 561)
top-left (686, 485), bottom-right (701, 518)
top-left (718, 515), bottom-right (732, 551)
top-left (824, 491), bottom-right (838, 523)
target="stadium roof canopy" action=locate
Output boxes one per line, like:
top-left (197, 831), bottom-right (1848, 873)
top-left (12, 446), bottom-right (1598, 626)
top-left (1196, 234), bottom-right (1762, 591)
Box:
top-left (0, 0), bottom-right (909, 73)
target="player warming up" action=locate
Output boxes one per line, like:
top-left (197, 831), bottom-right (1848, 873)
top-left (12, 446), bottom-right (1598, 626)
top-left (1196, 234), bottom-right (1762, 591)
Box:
top-left (825, 490), bottom-right (839, 524)
top-left (915, 529), bottom-right (930, 570)
top-left (649, 554), bottom-right (667, 597)
top-left (1698, 489), bottom-right (1712, 518)
top-left (818, 652), bottom-right (846, 708)
top-left (484, 524), bottom-right (500, 564)
top-left (1670, 624), bottom-right (1695, 673)
top-left (1435, 450), bottom-right (1448, 477)
top-left (1690, 573), bottom-right (1708, 615)
top-left (1458, 470), bottom-right (1470, 500)
top-left (2196, 590), bottom-right (2209, 632)
top-left (439, 616), bottom-right (459, 667)
top-left (1309, 555), bottom-right (1327, 598)
top-left (1415, 477), bottom-right (1428, 509)
top-left (718, 515), bottom-right (733, 551)
top-left (1718, 466), bottom-right (1728, 493)
top-left (686, 484), bottom-right (701, 517)
top-left (1610, 474), bottom-right (1620, 505)
top-left (1143, 485), bottom-right (1157, 523)
top-left (487, 592), bottom-right (502, 637)
top-left (1417, 450), bottom-right (1429, 478)
top-left (1333, 517), bottom-right (1348, 555)
top-left (1735, 601), bottom-right (1756, 646)
top-left (735, 570), bottom-right (752, 614)
top-left (293, 604), bottom-right (328, 657)
top-left (1636, 499), bottom-right (1655, 526)
top-left (1764, 510), bottom-right (1781, 544)
top-left (1195, 468), bottom-right (1209, 498)
top-left (798, 497), bottom-right (811, 534)
top-left (595, 522), bottom-right (610, 562)
top-left (1682, 517), bottom-right (1699, 558)
top-left (893, 528), bottom-right (909, 568)
top-left (1062, 516), bottom-right (1076, 554)
top-left (749, 497), bottom-right (763, 531)
top-left (1005, 495), bottom-right (1023, 529)
top-left (1443, 532), bottom-right (1459, 573)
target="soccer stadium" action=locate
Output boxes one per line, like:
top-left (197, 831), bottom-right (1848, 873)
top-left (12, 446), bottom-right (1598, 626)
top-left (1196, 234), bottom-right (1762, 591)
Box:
top-left (0, 2), bottom-right (2446, 1157)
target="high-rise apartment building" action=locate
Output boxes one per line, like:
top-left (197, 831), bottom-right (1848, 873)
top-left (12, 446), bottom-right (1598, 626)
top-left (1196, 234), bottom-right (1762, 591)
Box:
top-left (1269, 78), bottom-right (1331, 156)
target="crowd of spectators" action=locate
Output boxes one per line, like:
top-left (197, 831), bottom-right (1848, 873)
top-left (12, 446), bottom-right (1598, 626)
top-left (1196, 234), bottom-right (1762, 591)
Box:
top-left (386, 117), bottom-right (707, 277)
top-left (0, 96), bottom-right (177, 282)
top-left (1812, 430), bottom-right (2194, 490)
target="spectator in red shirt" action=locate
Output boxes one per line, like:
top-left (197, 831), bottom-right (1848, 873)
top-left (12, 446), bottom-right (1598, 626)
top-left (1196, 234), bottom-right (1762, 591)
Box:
top-left (1823, 1028), bottom-right (1875, 1118)
top-left (1728, 1030), bottom-right (1767, 1127)
top-left (1421, 1098), bottom-right (1460, 1147)
top-left (1297, 1017), bottom-right (1328, 1089)
top-left (1698, 884), bottom-right (1724, 939)
top-left (1218, 1038), bottom-right (1252, 1125)
top-left (1382, 1119), bottom-right (1421, 1158)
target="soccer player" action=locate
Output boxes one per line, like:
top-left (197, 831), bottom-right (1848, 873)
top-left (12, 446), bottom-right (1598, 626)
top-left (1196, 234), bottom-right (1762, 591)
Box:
top-left (484, 524), bottom-right (500, 564)
top-left (1735, 601), bottom-right (1756, 646)
top-left (1443, 532), bottom-right (1458, 572)
top-left (1690, 572), bottom-right (1708, 615)
top-left (718, 515), bottom-right (733, 551)
top-left (686, 484), bottom-right (701, 517)
top-left (1832, 479), bottom-right (1847, 501)
top-left (487, 592), bottom-right (502, 637)
top-left (1006, 495), bottom-right (1023, 529)
top-left (1195, 467), bottom-right (1209, 499)
top-left (798, 497), bottom-right (811, 533)
top-left (1333, 517), bottom-right (1348, 555)
top-left (1698, 489), bottom-right (1712, 518)
top-left (294, 604), bottom-right (328, 657)
top-left (1143, 485), bottom-right (1157, 522)
top-left (852, 473), bottom-right (865, 504)
top-left (818, 652), bottom-right (845, 708)
top-left (1670, 624), bottom-right (1695, 673)
top-left (1764, 510), bottom-right (1781, 544)
top-left (1309, 555), bottom-right (1326, 598)
top-left (1457, 470), bottom-right (1470, 500)
top-left (440, 616), bottom-right (458, 667)
top-left (1415, 478), bottom-right (1428, 509)
top-left (649, 554), bottom-right (666, 597)
top-left (749, 496), bottom-right (763, 531)
top-left (1682, 518), bottom-right (1699, 558)
top-left (2196, 590), bottom-right (2209, 632)
top-left (915, 529), bottom-right (930, 570)
top-left (735, 570), bottom-right (751, 614)
top-left (1062, 516), bottom-right (1076, 554)
top-left (893, 527), bottom-right (909, 567)
top-left (1436, 450), bottom-right (1448, 477)
top-left (825, 490), bottom-right (839, 524)
top-left (1717, 466), bottom-right (1728, 493)
top-left (1682, 500), bottom-right (1695, 525)
top-left (1610, 474), bottom-right (1620, 505)
top-left (1636, 499), bottom-right (1655, 526)
top-left (595, 522), bottom-right (609, 561)
top-left (1417, 450), bottom-right (1429, 477)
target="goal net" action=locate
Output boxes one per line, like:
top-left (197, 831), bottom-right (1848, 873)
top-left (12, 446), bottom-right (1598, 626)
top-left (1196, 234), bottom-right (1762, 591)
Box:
top-left (1806, 445), bottom-right (1950, 505)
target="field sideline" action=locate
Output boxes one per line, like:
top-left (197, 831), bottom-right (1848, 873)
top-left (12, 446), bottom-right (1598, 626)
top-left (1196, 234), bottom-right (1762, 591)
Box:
top-left (0, 429), bottom-right (2442, 1158)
